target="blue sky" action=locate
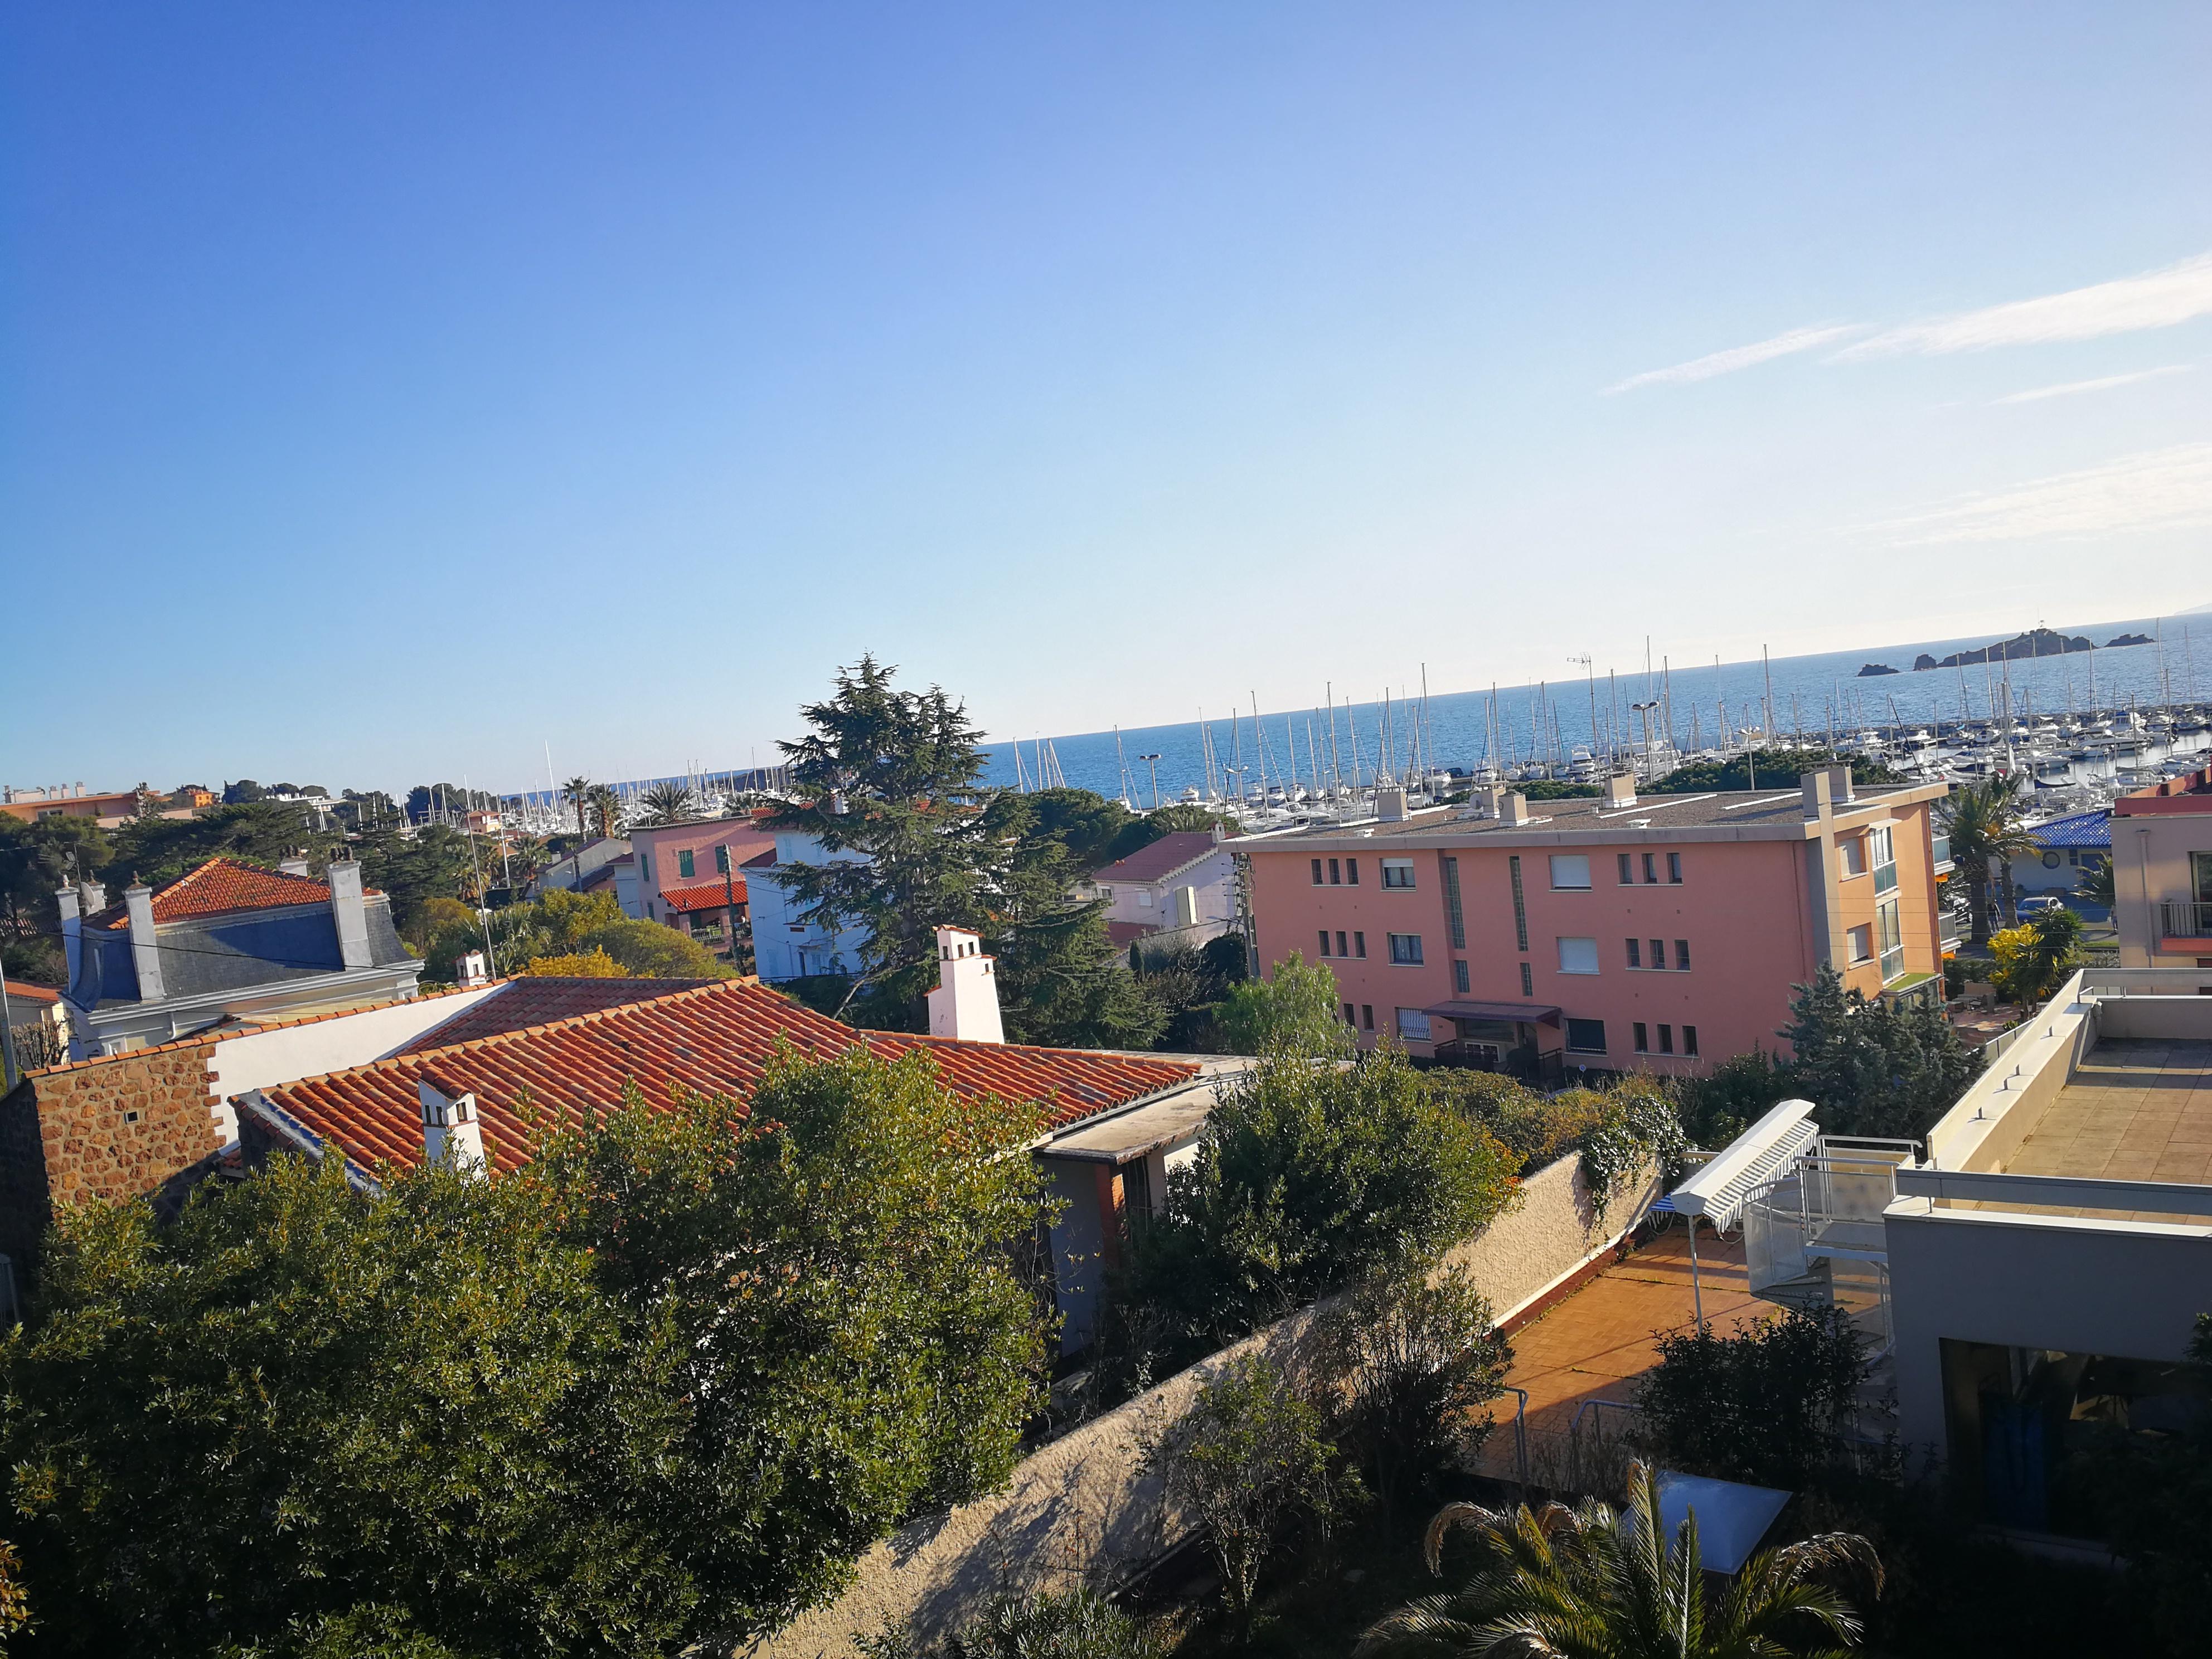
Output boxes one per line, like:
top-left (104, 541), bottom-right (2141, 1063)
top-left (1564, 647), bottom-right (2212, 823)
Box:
top-left (4, 4), bottom-right (2209, 794)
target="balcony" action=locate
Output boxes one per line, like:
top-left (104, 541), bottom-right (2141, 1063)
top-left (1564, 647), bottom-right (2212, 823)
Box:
top-left (1931, 835), bottom-right (1952, 874)
top-left (1880, 945), bottom-right (1905, 983)
top-left (1874, 860), bottom-right (1899, 896)
top-left (2160, 899), bottom-right (2212, 941)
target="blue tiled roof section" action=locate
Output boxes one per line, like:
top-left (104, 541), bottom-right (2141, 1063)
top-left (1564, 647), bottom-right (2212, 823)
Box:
top-left (2030, 810), bottom-right (2110, 850)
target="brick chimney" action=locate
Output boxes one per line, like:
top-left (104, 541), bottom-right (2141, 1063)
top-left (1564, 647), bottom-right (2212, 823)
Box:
top-left (124, 883), bottom-right (166, 1003)
top-left (327, 858), bottom-right (372, 969)
top-left (926, 926), bottom-right (1005, 1044)
top-left (419, 1077), bottom-right (487, 1175)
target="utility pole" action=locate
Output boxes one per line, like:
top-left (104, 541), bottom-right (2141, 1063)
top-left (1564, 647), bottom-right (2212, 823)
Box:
top-left (1139, 754), bottom-right (1163, 811)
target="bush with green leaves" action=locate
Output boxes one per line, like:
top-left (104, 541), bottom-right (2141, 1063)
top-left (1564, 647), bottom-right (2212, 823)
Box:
top-left (0, 1045), bottom-right (1055, 1657)
top-left (1780, 966), bottom-right (1981, 1142)
top-left (1424, 1072), bottom-right (1684, 1206)
top-left (862, 1588), bottom-right (1162, 1659)
top-left (1149, 1352), bottom-right (1352, 1623)
top-left (1216, 953), bottom-right (1354, 1061)
top-left (1118, 1049), bottom-right (1516, 1362)
top-left (1311, 1264), bottom-right (1512, 1517)
top-left (1635, 1304), bottom-right (1869, 1488)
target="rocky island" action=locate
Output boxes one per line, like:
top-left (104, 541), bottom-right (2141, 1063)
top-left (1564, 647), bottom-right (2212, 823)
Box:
top-left (1910, 627), bottom-right (2112, 671)
top-left (1856, 662), bottom-right (1900, 677)
top-left (2106, 632), bottom-right (2153, 648)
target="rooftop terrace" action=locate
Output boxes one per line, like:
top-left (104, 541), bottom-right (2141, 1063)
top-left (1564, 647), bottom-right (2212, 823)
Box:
top-left (1270, 780), bottom-right (1939, 843)
top-left (2004, 1038), bottom-right (2212, 1186)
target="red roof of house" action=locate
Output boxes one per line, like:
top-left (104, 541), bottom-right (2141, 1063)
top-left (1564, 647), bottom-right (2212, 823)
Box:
top-left (1105, 920), bottom-right (1160, 949)
top-left (3, 979), bottom-right (61, 1005)
top-left (256, 979), bottom-right (1198, 1178)
top-left (659, 880), bottom-right (747, 914)
top-left (397, 977), bottom-right (717, 1052)
top-left (1092, 831), bottom-right (1225, 886)
top-left (87, 856), bottom-right (375, 929)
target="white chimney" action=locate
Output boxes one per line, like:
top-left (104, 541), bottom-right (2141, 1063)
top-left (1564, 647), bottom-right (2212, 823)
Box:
top-left (419, 1078), bottom-right (487, 1175)
top-left (328, 858), bottom-right (372, 969)
top-left (1376, 787), bottom-right (1408, 822)
top-left (279, 856), bottom-right (311, 877)
top-left (1604, 773), bottom-right (1637, 808)
top-left (926, 926), bottom-right (1005, 1044)
top-left (1504, 792), bottom-right (1531, 825)
top-left (455, 950), bottom-right (491, 988)
top-left (55, 885), bottom-right (81, 988)
top-left (124, 883), bottom-right (166, 1003)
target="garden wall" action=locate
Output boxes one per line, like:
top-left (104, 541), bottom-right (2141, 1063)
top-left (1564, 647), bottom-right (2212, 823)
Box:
top-left (746, 1149), bottom-right (1660, 1659)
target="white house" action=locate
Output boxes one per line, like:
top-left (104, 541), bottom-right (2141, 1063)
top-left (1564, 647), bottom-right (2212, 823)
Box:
top-left (741, 831), bottom-right (875, 982)
top-left (1079, 829), bottom-right (1236, 953)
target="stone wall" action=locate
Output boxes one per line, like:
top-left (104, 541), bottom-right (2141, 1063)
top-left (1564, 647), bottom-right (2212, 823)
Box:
top-left (749, 1149), bottom-right (1660, 1659)
top-left (0, 1042), bottom-right (224, 1276)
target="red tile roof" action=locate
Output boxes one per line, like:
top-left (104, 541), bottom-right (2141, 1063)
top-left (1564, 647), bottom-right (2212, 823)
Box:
top-left (4, 979), bottom-right (61, 1005)
top-left (1092, 831), bottom-right (1226, 885)
top-left (88, 856), bottom-right (375, 929)
top-left (256, 979), bottom-right (1199, 1178)
top-left (397, 977), bottom-right (718, 1052)
top-left (659, 880), bottom-right (746, 914)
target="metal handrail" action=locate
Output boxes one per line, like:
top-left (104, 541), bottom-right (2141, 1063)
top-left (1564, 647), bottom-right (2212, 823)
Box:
top-left (1500, 1386), bottom-right (1530, 1487)
top-left (1895, 1167), bottom-right (2212, 1218)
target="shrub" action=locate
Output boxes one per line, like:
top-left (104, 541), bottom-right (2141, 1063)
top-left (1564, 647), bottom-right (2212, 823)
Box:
top-left (517, 948), bottom-right (626, 978)
top-left (1216, 954), bottom-right (1354, 1060)
top-left (1636, 1304), bottom-right (1869, 1488)
top-left (1781, 966), bottom-right (1981, 1142)
top-left (1312, 1264), bottom-right (1511, 1516)
top-left (865, 1588), bottom-right (1162, 1659)
top-left (579, 916), bottom-right (730, 978)
top-left (1427, 1073), bottom-right (1683, 1205)
top-left (1120, 1050), bottom-right (1516, 1359)
top-left (1676, 1049), bottom-right (1792, 1149)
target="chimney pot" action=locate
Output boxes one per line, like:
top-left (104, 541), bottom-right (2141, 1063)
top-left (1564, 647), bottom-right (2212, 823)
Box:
top-left (455, 950), bottom-right (491, 989)
top-left (419, 1079), bottom-right (487, 1175)
top-left (926, 925), bottom-right (1005, 1043)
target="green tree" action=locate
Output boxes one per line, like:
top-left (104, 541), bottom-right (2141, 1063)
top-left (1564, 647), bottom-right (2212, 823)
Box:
top-left (1150, 1352), bottom-right (1349, 1624)
top-left (1645, 748), bottom-right (1905, 795)
top-left (1133, 933), bottom-right (1248, 1052)
top-left (560, 776), bottom-right (593, 838)
top-left (1938, 775), bottom-right (2039, 944)
top-left (101, 801), bottom-right (342, 891)
top-left (222, 779), bottom-right (266, 804)
top-left (1216, 954), bottom-right (1352, 1060)
top-left (585, 784), bottom-right (621, 838)
top-left (578, 918), bottom-right (729, 979)
top-left (531, 1046), bottom-right (1055, 1631)
top-left (1121, 1049), bottom-right (1516, 1357)
top-left (0, 817), bottom-right (109, 950)
top-left (994, 905), bottom-right (1167, 1050)
top-left (1779, 966), bottom-right (1981, 1141)
top-left (865, 1589), bottom-right (1162, 1659)
top-left (2074, 853), bottom-right (2116, 909)
top-left (637, 783), bottom-right (695, 827)
top-left (358, 823), bottom-right (476, 936)
top-left (1636, 1306), bottom-right (1869, 1488)
top-left (1987, 907), bottom-right (2084, 1005)
top-left (1356, 1466), bottom-right (1880, 1659)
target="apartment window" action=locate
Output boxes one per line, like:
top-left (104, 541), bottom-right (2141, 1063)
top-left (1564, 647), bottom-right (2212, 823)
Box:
top-left (1684, 1025), bottom-right (1699, 1058)
top-left (1848, 923), bottom-right (1874, 964)
top-left (1337, 930), bottom-right (1348, 957)
top-left (1642, 852), bottom-right (1658, 884)
top-left (1520, 961), bottom-right (1534, 997)
top-left (1343, 1002), bottom-right (1357, 1026)
top-left (1137, 890), bottom-right (1152, 908)
top-left (1617, 853), bottom-right (1633, 885)
top-left (1565, 1017), bottom-right (1607, 1054)
top-left (1650, 938), bottom-right (1666, 970)
top-left (1840, 836), bottom-right (1866, 877)
top-left (1658, 1023), bottom-right (1675, 1055)
top-left (1312, 858), bottom-right (1325, 885)
top-left (1328, 858), bottom-right (1342, 885)
top-left (1453, 958), bottom-right (1470, 993)
top-left (1868, 825), bottom-right (1894, 868)
top-left (1361, 1003), bottom-right (1375, 1030)
top-left (1557, 936), bottom-right (1599, 974)
top-left (1442, 855), bottom-right (1466, 949)
top-left (1668, 851), bottom-right (1682, 884)
top-left (1633, 1021), bottom-right (1650, 1054)
top-left (638, 852), bottom-right (650, 880)
top-left (1381, 857), bottom-right (1416, 889)
top-left (1388, 932), bottom-right (1424, 966)
top-left (1550, 854), bottom-right (1592, 891)
top-left (1878, 896), bottom-right (1903, 954)
top-left (1509, 856), bottom-right (1530, 950)
top-left (678, 848), bottom-right (696, 879)
top-left (1396, 1008), bottom-right (1432, 1041)
top-left (1347, 858), bottom-right (1361, 885)
top-left (1675, 938), bottom-right (1691, 970)
top-left (1354, 930), bottom-right (1367, 959)
top-left (1318, 930), bottom-right (1333, 958)
top-left (1626, 938), bottom-right (1642, 968)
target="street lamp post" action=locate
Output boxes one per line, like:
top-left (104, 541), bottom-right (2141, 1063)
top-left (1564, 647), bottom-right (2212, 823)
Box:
top-left (1138, 754), bottom-right (1163, 811)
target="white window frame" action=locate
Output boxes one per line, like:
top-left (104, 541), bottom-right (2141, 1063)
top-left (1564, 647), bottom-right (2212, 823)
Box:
top-left (1549, 854), bottom-right (1592, 891)
top-left (1395, 1008), bottom-right (1432, 1041)
top-left (1847, 923), bottom-right (1874, 964)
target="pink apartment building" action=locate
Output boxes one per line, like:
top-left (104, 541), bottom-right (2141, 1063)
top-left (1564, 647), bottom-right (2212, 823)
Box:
top-left (1244, 767), bottom-right (1950, 1081)
top-left (2111, 763), bottom-right (2212, 968)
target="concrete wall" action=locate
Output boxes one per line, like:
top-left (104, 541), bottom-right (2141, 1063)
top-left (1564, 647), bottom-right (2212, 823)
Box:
top-left (2095, 996), bottom-right (2212, 1041)
top-left (1925, 972), bottom-right (2096, 1173)
top-left (749, 1149), bottom-right (1658, 1659)
top-left (1888, 1204), bottom-right (2212, 1456)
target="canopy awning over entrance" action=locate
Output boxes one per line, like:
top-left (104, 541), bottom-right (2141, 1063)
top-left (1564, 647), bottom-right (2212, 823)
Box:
top-left (1420, 1000), bottom-right (1561, 1029)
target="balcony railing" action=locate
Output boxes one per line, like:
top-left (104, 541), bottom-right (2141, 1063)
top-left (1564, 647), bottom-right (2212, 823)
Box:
top-left (1873, 861), bottom-right (1898, 896)
top-left (2160, 900), bottom-right (2212, 940)
top-left (1930, 835), bottom-right (1951, 870)
top-left (1880, 945), bottom-right (1905, 983)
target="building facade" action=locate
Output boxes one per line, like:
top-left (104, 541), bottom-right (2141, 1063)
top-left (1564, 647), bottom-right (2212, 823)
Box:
top-left (1079, 828), bottom-right (1237, 952)
top-left (2111, 764), bottom-right (2212, 968)
top-left (1243, 769), bottom-right (1949, 1076)
top-left (625, 816), bottom-right (777, 925)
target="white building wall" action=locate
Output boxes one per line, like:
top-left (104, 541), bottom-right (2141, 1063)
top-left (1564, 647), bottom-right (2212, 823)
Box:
top-left (746, 832), bottom-right (875, 982)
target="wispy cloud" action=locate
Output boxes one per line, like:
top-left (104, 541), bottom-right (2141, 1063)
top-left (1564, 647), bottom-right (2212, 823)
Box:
top-left (1861, 442), bottom-right (2212, 547)
top-left (1990, 365), bottom-right (2192, 405)
top-left (1603, 323), bottom-right (1862, 395)
top-left (1837, 252), bottom-right (2212, 360)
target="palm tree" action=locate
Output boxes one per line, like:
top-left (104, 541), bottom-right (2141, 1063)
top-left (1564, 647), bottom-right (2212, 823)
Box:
top-left (1938, 775), bottom-right (2040, 946)
top-left (586, 783), bottom-right (622, 838)
top-left (2075, 853), bottom-right (2116, 911)
top-left (561, 775), bottom-right (593, 838)
top-left (638, 782), bottom-right (696, 826)
top-left (1356, 1463), bottom-right (1880, 1659)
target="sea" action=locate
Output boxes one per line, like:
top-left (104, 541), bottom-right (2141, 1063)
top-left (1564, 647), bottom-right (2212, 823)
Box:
top-left (976, 614), bottom-right (2212, 804)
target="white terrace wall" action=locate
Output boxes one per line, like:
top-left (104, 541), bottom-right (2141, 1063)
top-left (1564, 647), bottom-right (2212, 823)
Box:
top-left (748, 1149), bottom-right (1660, 1659)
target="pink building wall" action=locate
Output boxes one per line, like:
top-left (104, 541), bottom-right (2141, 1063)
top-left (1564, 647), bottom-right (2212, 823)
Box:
top-left (629, 817), bottom-right (779, 925)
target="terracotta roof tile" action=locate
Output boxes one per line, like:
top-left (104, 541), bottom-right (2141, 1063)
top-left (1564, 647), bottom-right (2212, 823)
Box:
top-left (397, 977), bottom-right (715, 1051)
top-left (659, 880), bottom-right (746, 914)
top-left (256, 979), bottom-right (1198, 1178)
top-left (3, 979), bottom-right (61, 1005)
top-left (87, 856), bottom-right (377, 930)
top-left (1092, 831), bottom-right (1226, 885)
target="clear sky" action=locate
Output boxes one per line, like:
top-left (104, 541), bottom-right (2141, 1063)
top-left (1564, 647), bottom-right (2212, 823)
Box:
top-left (4, 3), bottom-right (2209, 795)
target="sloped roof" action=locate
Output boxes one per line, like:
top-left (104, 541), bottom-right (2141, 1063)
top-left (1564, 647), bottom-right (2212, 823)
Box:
top-left (660, 880), bottom-right (747, 914)
top-left (397, 977), bottom-right (716, 1052)
top-left (88, 857), bottom-right (374, 930)
top-left (1092, 831), bottom-right (1225, 885)
top-left (2029, 810), bottom-right (2111, 850)
top-left (258, 979), bottom-right (1199, 1177)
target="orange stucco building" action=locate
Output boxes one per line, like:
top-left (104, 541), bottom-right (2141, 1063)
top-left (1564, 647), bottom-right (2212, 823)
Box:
top-left (1241, 767), bottom-right (1951, 1080)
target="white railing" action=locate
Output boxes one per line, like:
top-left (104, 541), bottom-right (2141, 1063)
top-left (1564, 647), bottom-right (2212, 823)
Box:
top-left (1743, 1142), bottom-right (1917, 1294)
